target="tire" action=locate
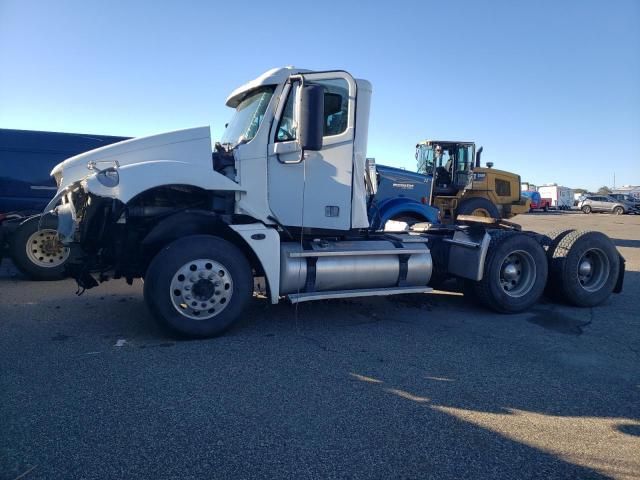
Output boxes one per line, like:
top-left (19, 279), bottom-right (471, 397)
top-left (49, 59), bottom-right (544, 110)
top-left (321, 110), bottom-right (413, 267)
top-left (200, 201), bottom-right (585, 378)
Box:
top-left (613, 206), bottom-right (623, 215)
top-left (9, 215), bottom-right (70, 280)
top-left (547, 231), bottom-right (619, 307)
top-left (582, 205), bottom-right (592, 214)
top-left (542, 229), bottom-right (576, 256)
top-left (543, 205), bottom-right (549, 212)
top-left (470, 230), bottom-right (547, 313)
top-left (143, 235), bottom-right (253, 338)
top-left (457, 197), bottom-right (500, 219)
top-left (540, 229), bottom-right (575, 299)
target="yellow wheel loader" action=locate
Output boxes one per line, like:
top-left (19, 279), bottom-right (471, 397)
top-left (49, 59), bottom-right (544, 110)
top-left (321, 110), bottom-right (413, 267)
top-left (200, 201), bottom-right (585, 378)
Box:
top-left (416, 140), bottom-right (529, 221)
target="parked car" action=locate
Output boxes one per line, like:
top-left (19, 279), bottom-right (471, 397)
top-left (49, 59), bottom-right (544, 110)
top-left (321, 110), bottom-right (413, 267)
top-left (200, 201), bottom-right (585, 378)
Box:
top-left (578, 195), bottom-right (638, 215)
top-left (609, 193), bottom-right (640, 210)
top-left (1, 129), bottom-right (129, 279)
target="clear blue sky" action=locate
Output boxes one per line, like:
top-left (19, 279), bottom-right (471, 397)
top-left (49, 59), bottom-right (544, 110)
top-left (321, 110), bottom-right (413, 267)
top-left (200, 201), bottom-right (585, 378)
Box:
top-left (1, 0), bottom-right (638, 191)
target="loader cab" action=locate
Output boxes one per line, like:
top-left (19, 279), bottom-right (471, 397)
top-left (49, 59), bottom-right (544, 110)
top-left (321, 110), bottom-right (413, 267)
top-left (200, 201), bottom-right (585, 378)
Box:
top-left (415, 140), bottom-right (476, 197)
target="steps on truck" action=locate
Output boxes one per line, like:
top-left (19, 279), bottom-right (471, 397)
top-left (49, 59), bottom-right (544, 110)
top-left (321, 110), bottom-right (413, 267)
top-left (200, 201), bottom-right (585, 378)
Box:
top-left (287, 286), bottom-right (433, 304)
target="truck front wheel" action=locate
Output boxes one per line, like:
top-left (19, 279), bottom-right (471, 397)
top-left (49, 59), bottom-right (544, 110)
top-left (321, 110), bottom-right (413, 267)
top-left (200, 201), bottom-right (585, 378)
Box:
top-left (143, 235), bottom-right (253, 338)
top-left (470, 231), bottom-right (548, 313)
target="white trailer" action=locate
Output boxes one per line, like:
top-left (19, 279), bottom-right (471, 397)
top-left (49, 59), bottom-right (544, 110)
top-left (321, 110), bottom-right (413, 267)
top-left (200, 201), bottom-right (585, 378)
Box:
top-left (538, 185), bottom-right (574, 210)
top-left (40, 67), bottom-right (624, 338)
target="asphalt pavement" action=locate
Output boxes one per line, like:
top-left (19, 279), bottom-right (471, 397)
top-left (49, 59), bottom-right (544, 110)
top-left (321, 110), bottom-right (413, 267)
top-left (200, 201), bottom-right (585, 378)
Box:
top-left (1, 212), bottom-right (639, 480)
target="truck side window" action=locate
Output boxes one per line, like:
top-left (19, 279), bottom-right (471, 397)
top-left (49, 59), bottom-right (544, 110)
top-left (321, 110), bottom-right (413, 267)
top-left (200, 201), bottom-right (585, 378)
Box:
top-left (275, 89), bottom-right (297, 142)
top-left (316, 79), bottom-right (349, 137)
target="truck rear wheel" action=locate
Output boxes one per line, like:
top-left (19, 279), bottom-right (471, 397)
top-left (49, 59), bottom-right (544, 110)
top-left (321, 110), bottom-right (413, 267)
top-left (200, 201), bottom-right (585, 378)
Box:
top-left (470, 231), bottom-right (547, 313)
top-left (457, 197), bottom-right (500, 219)
top-left (541, 229), bottom-right (575, 299)
top-left (9, 215), bottom-right (70, 280)
top-left (143, 235), bottom-right (253, 338)
top-left (547, 231), bottom-right (619, 307)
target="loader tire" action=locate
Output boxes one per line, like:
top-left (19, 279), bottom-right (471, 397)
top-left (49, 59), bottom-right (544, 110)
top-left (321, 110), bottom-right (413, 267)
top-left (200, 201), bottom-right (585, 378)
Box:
top-left (457, 197), bottom-right (500, 219)
top-left (470, 230), bottom-right (547, 313)
top-left (144, 235), bottom-right (253, 338)
top-left (9, 215), bottom-right (70, 280)
top-left (547, 230), bottom-right (619, 307)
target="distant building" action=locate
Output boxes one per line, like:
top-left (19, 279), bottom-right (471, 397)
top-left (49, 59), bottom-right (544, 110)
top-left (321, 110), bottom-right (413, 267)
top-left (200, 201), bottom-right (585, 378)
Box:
top-left (612, 185), bottom-right (640, 200)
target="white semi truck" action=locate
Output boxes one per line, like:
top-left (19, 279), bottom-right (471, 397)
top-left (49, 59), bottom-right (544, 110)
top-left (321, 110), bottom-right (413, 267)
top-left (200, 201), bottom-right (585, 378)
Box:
top-left (41, 67), bottom-right (625, 337)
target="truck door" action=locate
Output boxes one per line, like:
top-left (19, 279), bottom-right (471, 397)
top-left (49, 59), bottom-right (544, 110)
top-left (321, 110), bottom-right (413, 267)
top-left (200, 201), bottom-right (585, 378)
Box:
top-left (267, 71), bottom-right (356, 230)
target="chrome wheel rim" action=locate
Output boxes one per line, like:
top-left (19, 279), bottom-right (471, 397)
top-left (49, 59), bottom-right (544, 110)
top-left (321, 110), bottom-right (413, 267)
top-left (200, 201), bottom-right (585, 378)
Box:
top-left (498, 250), bottom-right (536, 298)
top-left (169, 259), bottom-right (233, 320)
top-left (576, 248), bottom-right (609, 292)
top-left (25, 229), bottom-right (70, 268)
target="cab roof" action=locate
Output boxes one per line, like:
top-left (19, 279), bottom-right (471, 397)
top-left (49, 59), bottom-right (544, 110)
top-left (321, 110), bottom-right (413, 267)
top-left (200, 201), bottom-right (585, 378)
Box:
top-left (225, 66), bottom-right (311, 108)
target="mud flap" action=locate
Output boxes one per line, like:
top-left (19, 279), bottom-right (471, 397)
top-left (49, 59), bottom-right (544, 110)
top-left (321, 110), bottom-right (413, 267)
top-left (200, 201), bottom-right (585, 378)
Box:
top-left (614, 254), bottom-right (625, 294)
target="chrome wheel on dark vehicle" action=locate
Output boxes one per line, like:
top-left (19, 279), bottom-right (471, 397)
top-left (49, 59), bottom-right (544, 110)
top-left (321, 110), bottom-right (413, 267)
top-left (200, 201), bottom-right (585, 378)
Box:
top-left (25, 229), bottom-right (69, 268)
top-left (9, 215), bottom-right (71, 280)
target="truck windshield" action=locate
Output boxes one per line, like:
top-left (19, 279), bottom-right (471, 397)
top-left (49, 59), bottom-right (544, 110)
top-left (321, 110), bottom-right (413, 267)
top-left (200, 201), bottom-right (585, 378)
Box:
top-left (220, 86), bottom-right (275, 147)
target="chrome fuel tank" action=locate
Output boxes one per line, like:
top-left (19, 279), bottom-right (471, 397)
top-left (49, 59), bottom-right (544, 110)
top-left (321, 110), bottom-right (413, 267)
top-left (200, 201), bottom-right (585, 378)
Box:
top-left (279, 240), bottom-right (432, 295)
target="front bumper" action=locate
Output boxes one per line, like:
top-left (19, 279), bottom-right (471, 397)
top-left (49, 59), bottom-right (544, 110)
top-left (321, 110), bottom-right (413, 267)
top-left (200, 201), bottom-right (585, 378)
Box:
top-left (40, 186), bottom-right (82, 244)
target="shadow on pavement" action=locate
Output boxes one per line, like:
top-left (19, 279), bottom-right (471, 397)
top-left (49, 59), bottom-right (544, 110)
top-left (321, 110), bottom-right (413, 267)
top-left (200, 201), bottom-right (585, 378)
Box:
top-left (2, 262), bottom-right (639, 479)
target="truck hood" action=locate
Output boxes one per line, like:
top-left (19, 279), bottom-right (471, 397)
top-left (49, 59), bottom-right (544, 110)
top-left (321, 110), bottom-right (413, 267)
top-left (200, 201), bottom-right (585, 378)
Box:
top-left (51, 126), bottom-right (213, 191)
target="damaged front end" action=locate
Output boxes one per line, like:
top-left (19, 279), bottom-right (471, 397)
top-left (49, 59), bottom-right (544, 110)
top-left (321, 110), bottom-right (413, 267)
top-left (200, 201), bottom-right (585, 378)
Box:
top-left (43, 183), bottom-right (129, 292)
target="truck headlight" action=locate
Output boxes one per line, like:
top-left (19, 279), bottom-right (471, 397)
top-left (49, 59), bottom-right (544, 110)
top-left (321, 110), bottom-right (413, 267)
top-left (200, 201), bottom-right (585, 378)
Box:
top-left (96, 167), bottom-right (119, 187)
